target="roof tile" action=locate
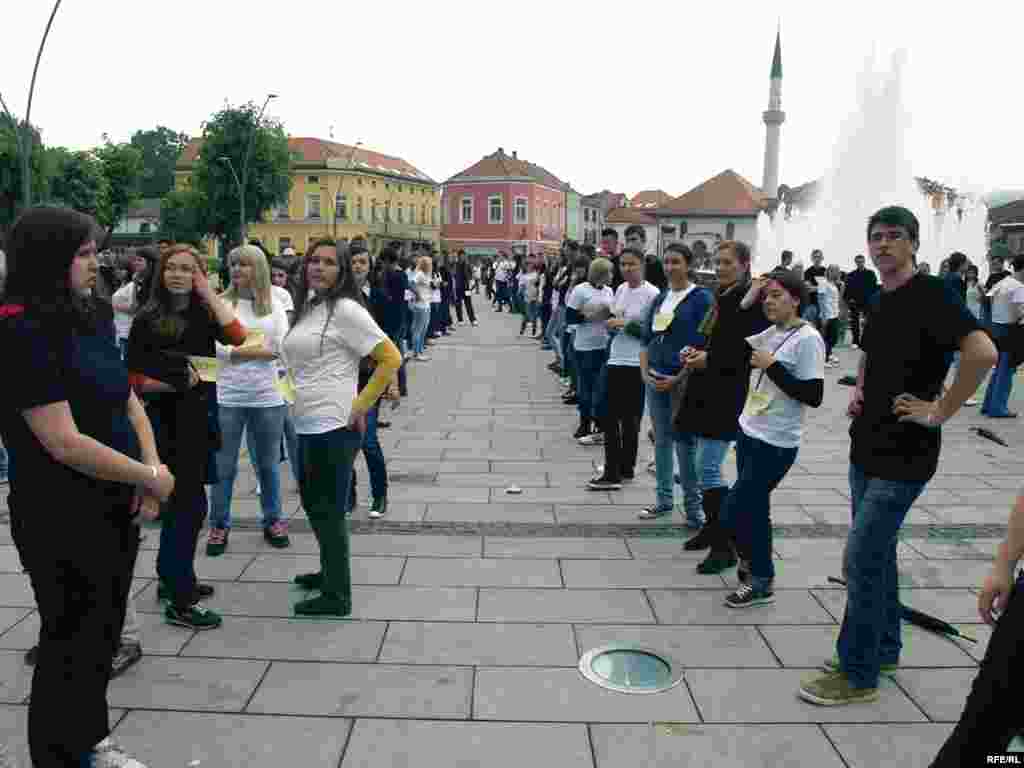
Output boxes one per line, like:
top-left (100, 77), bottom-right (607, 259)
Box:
top-left (665, 170), bottom-right (765, 216)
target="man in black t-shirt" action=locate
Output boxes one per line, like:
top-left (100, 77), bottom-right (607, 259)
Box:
top-left (802, 250), bottom-right (826, 329)
top-left (798, 206), bottom-right (996, 709)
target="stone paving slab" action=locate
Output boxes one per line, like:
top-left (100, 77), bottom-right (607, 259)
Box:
top-left (574, 625), bottom-right (780, 668)
top-left (891, 668), bottom-right (977, 721)
top-left (378, 621), bottom-right (578, 666)
top-left (483, 536), bottom-right (631, 559)
top-left (589, 723), bottom-right (848, 768)
top-left (1, 609), bottom-right (193, 656)
top-left (246, 662), bottom-right (473, 719)
top-left (686, 668), bottom-right (927, 723)
top-left (0, 651), bottom-right (31, 704)
top-left (810, 587), bottom-right (982, 624)
top-left (477, 588), bottom-right (656, 624)
top-left (0, 607), bottom-right (31, 636)
top-left (238, 553), bottom-right (405, 585)
top-left (758, 625), bottom-right (977, 669)
top-left (112, 711), bottom-right (353, 768)
top-left (822, 723), bottom-right (956, 768)
top-left (400, 557), bottom-right (562, 588)
top-left (341, 720), bottom-right (594, 768)
top-left (647, 589), bottom-right (838, 625)
top-left (349, 534), bottom-right (483, 558)
top-left (0, 574), bottom-right (35, 608)
top-left (424, 502), bottom-right (556, 524)
top-left (106, 656), bottom-right (268, 711)
top-left (474, 667), bottom-right (700, 723)
top-left (560, 560), bottom-right (728, 589)
top-left (180, 617), bottom-right (387, 662)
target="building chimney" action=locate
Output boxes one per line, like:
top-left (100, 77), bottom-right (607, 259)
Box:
top-left (498, 147), bottom-right (504, 155)
top-left (512, 150), bottom-right (517, 159)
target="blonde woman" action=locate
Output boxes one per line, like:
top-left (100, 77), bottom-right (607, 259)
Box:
top-left (207, 245), bottom-right (291, 555)
top-left (410, 254), bottom-right (432, 360)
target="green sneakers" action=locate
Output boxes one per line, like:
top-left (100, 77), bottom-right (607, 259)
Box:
top-left (823, 656), bottom-right (898, 675)
top-left (294, 593), bottom-right (351, 617)
top-left (165, 603), bottom-right (223, 631)
top-left (798, 670), bottom-right (879, 706)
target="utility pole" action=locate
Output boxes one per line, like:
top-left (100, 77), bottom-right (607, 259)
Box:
top-left (220, 93), bottom-right (277, 246)
top-left (0, 0), bottom-right (63, 211)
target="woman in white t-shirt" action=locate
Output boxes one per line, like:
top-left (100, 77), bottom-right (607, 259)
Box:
top-left (565, 258), bottom-right (615, 439)
top-left (981, 255), bottom-right (1024, 418)
top-left (111, 247), bottom-right (155, 357)
top-left (205, 245), bottom-right (291, 556)
top-left (518, 257), bottom-right (541, 337)
top-left (410, 255), bottom-right (433, 361)
top-left (281, 239), bottom-right (401, 616)
top-left (719, 270), bottom-right (825, 608)
top-left (817, 265), bottom-right (842, 366)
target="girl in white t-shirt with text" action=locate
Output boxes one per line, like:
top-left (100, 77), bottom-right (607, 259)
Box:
top-left (720, 269), bottom-right (825, 609)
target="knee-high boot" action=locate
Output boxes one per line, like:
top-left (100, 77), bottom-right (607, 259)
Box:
top-left (683, 486), bottom-right (722, 551)
top-left (694, 487), bottom-right (737, 574)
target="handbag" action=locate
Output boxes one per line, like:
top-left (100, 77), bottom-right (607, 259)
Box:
top-left (669, 367), bottom-right (693, 425)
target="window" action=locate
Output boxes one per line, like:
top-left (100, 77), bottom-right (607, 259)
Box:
top-left (514, 197), bottom-right (528, 224)
top-left (725, 221), bottom-right (735, 239)
top-left (335, 192), bottom-right (347, 220)
top-left (398, 184), bottom-right (403, 192)
top-left (421, 204), bottom-right (427, 224)
top-left (371, 180), bottom-right (377, 188)
top-left (357, 177), bottom-right (363, 186)
top-left (371, 199), bottom-right (378, 223)
top-left (356, 196), bottom-right (364, 222)
top-left (272, 202), bottom-right (289, 220)
top-left (384, 201), bottom-right (391, 222)
top-left (460, 196), bottom-right (473, 224)
top-left (306, 193), bottom-right (321, 220)
top-left (488, 195), bottom-right (503, 224)
top-left (679, 221), bottom-right (688, 236)
top-left (307, 176), bottom-right (319, 184)
top-left (432, 206), bottom-right (438, 225)
top-left (397, 204), bottom-right (404, 223)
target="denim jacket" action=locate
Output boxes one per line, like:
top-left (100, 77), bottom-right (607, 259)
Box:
top-left (643, 285), bottom-right (712, 376)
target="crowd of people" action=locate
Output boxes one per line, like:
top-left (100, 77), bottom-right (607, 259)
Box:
top-left (0, 203), bottom-right (1021, 765)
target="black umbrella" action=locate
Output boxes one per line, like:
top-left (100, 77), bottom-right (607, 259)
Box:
top-left (827, 576), bottom-right (976, 643)
top-left (971, 426), bottom-right (1009, 447)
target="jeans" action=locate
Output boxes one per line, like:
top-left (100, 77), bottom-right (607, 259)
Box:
top-left (387, 331), bottom-right (409, 396)
top-left (547, 305), bottom-right (565, 363)
top-left (848, 304), bottom-right (864, 346)
top-left (575, 347), bottom-right (607, 424)
top-left (0, 436), bottom-right (7, 478)
top-left (720, 431), bottom-right (798, 590)
top-left (646, 383), bottom-right (702, 522)
top-left (410, 305), bottom-right (430, 356)
top-left (211, 405), bottom-right (286, 530)
top-left (982, 323), bottom-right (1017, 416)
top-left (156, 479), bottom-right (209, 608)
top-left (601, 366), bottom-right (645, 480)
top-left (679, 434), bottom-right (731, 491)
top-left (930, 572), bottom-right (1024, 765)
top-left (822, 318), bottom-right (840, 360)
top-left (360, 404), bottom-right (388, 500)
top-left (295, 427), bottom-right (362, 601)
top-left (836, 464), bottom-right (926, 688)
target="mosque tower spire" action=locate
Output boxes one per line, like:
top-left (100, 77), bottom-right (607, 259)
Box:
top-left (762, 26), bottom-right (785, 207)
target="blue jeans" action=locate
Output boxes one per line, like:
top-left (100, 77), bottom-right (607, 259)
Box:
top-left (547, 305), bottom-right (565, 364)
top-left (210, 405), bottom-right (286, 529)
top-left (0, 436), bottom-right (7, 478)
top-left (837, 464), bottom-right (926, 688)
top-left (679, 434), bottom-right (731, 490)
top-left (646, 383), bottom-right (702, 522)
top-left (410, 305), bottom-right (430, 356)
top-left (361, 404), bottom-right (387, 500)
top-left (720, 431), bottom-right (798, 590)
top-left (575, 347), bottom-right (607, 423)
top-left (526, 300), bottom-right (540, 323)
top-left (982, 323), bottom-right (1017, 416)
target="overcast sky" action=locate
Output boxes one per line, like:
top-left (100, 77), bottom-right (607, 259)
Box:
top-left (4, 1), bottom-right (1021, 199)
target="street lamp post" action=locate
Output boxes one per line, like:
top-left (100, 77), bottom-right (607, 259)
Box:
top-left (0, 0), bottom-right (63, 211)
top-left (220, 93), bottom-right (277, 247)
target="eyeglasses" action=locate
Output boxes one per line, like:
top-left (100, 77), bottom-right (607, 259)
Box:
top-left (868, 231), bottom-right (908, 244)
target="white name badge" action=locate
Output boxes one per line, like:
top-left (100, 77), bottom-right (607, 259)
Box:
top-left (744, 390), bottom-right (772, 417)
top-left (653, 311), bottom-right (674, 333)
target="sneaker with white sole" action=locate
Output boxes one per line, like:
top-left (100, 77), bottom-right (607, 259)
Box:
top-left (578, 432), bottom-right (605, 446)
top-left (587, 477), bottom-right (622, 491)
top-left (637, 505), bottom-right (672, 520)
top-left (85, 737), bottom-right (149, 767)
top-left (964, 398), bottom-right (979, 407)
top-left (724, 583), bottom-right (775, 608)
top-left (823, 655), bottom-right (897, 675)
top-left (797, 670), bottom-right (879, 706)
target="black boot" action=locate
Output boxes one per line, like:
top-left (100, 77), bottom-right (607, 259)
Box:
top-left (694, 488), bottom-right (737, 574)
top-left (684, 487), bottom-right (725, 551)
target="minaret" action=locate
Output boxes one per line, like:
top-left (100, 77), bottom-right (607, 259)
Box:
top-left (761, 28), bottom-right (785, 206)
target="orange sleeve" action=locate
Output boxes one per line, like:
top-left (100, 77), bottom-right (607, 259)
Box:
top-left (221, 319), bottom-right (247, 347)
top-left (128, 373), bottom-right (150, 395)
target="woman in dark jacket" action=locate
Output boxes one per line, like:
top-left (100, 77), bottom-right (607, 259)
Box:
top-left (675, 240), bottom-right (769, 572)
top-left (126, 244), bottom-right (246, 631)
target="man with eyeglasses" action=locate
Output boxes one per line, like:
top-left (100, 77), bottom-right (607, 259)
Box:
top-left (798, 205), bottom-right (997, 708)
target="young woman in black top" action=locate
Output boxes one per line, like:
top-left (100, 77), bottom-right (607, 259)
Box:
top-left (0, 207), bottom-right (175, 768)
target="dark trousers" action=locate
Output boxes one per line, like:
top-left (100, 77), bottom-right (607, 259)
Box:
top-left (563, 329), bottom-right (577, 388)
top-left (822, 318), bottom-right (840, 359)
top-left (575, 347), bottom-right (608, 424)
top-left (296, 427), bottom-right (362, 601)
top-left (601, 365), bottom-right (645, 480)
top-left (156, 479), bottom-right (208, 608)
top-left (848, 304), bottom-right (864, 346)
top-left (17, 500), bottom-right (139, 767)
top-left (931, 573), bottom-right (1024, 765)
top-left (387, 331), bottom-right (408, 396)
top-left (540, 302), bottom-right (552, 340)
top-left (428, 303), bottom-right (441, 336)
top-left (454, 292), bottom-right (476, 324)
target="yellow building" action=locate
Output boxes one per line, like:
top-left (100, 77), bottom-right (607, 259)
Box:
top-left (175, 136), bottom-right (441, 257)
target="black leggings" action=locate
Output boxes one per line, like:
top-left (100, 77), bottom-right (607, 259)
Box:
top-left (601, 365), bottom-right (645, 480)
top-left (930, 574), bottom-right (1024, 765)
top-left (822, 318), bottom-right (840, 360)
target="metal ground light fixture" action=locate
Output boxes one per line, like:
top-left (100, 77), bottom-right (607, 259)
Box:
top-left (578, 643), bottom-right (684, 694)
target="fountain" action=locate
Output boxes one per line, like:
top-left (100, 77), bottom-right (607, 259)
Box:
top-left (755, 49), bottom-right (989, 277)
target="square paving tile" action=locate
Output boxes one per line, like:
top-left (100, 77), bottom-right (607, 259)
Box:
top-left (389, 485), bottom-right (490, 504)
top-left (823, 724), bottom-right (955, 768)
top-left (892, 668), bottom-right (976, 721)
top-left (113, 710), bottom-right (352, 768)
top-left (424, 502), bottom-right (556, 523)
top-left (686, 669), bottom-right (926, 723)
top-left (341, 719), bottom-right (593, 768)
top-left (348, 500), bottom-right (426, 523)
top-left (379, 622), bottom-right (578, 666)
top-left (401, 557), bottom-right (562, 588)
top-left (896, 558), bottom-right (995, 588)
top-left (904, 537), bottom-right (997, 560)
top-left (810, 588), bottom-right (982, 623)
top-left (0, 546), bottom-right (24, 574)
top-left (247, 662), bottom-right (472, 718)
top-left (349, 586), bottom-right (477, 621)
top-left (349, 534), bottom-right (482, 558)
top-left (575, 625), bottom-right (779, 668)
top-left (555, 505), bottom-right (676, 525)
top-left (0, 574), bottom-right (34, 608)
top-left (648, 589), bottom-right (837, 625)
top-left (561, 560), bottom-right (727, 589)
top-left (484, 537), bottom-right (631, 559)
top-left (475, 667), bottom-right (700, 723)
top-left (134, 550), bottom-right (256, 581)
top-left (590, 723), bottom-right (847, 768)
top-left (181, 616), bottom-right (386, 662)
top-left (478, 588), bottom-right (655, 623)
top-left (106, 656), bottom-right (268, 711)
top-left (239, 554), bottom-right (405, 585)
top-left (759, 625), bottom-right (977, 669)
top-left (0, 607), bottom-right (31, 638)
top-left (0, 651), bottom-right (31, 703)
top-left (0, 609), bottom-right (194, 655)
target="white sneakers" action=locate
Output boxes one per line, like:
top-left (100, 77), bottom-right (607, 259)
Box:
top-left (86, 738), bottom-right (149, 768)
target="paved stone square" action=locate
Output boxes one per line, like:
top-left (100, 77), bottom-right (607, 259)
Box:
top-left (2, 301), bottom-right (1021, 766)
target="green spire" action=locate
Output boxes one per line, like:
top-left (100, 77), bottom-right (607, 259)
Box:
top-left (770, 28), bottom-right (782, 79)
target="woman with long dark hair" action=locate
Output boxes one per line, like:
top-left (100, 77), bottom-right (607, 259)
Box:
top-left (0, 206), bottom-right (175, 767)
top-left (282, 239), bottom-right (401, 615)
top-left (126, 244), bottom-right (247, 631)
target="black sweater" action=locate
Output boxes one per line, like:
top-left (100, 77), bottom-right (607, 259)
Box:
top-left (675, 282), bottom-right (770, 439)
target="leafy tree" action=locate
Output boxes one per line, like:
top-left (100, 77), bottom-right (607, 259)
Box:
top-left (160, 188), bottom-right (208, 247)
top-left (0, 120), bottom-right (48, 232)
top-left (131, 126), bottom-right (190, 198)
top-left (95, 139), bottom-right (143, 247)
top-left (190, 102), bottom-right (291, 247)
top-left (47, 147), bottom-right (110, 222)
